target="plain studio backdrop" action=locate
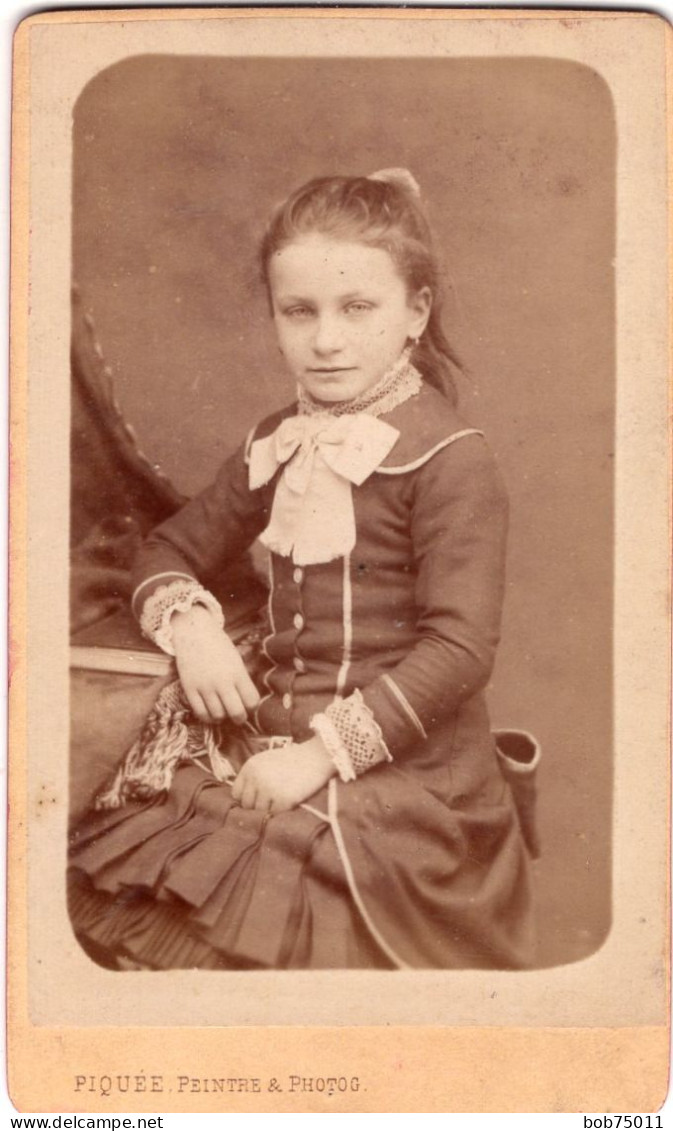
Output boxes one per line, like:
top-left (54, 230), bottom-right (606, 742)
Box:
top-left (72, 55), bottom-right (614, 970)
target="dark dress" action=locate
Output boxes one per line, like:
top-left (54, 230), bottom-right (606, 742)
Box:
top-left (68, 381), bottom-right (538, 970)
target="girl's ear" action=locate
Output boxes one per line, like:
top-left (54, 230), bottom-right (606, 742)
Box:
top-left (408, 286), bottom-right (432, 339)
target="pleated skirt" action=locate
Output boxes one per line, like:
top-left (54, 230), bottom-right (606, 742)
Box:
top-left (68, 754), bottom-right (535, 971)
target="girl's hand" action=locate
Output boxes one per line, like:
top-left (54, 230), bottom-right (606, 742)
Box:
top-left (171, 603), bottom-right (260, 724)
top-left (231, 736), bottom-right (336, 814)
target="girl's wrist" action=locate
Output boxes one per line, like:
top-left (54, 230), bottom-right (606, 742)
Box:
top-left (171, 602), bottom-right (222, 643)
top-left (297, 735), bottom-right (337, 781)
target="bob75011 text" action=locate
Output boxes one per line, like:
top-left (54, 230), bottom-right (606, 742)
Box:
top-left (583, 1119), bottom-right (663, 1128)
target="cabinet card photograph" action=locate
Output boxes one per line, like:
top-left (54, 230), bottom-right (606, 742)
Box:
top-left (9, 7), bottom-right (671, 1114)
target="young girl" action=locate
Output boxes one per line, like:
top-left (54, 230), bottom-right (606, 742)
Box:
top-left (68, 169), bottom-right (539, 971)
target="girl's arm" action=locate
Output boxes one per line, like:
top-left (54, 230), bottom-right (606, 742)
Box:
top-left (131, 438), bottom-right (270, 721)
top-left (309, 434), bottom-right (508, 776)
top-left (130, 437), bottom-right (270, 619)
top-left (360, 433), bottom-right (509, 759)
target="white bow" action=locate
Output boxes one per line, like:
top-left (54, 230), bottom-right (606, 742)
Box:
top-left (248, 414), bottom-right (399, 564)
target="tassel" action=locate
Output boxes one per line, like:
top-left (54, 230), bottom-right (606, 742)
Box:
top-left (95, 680), bottom-right (206, 809)
top-left (93, 665), bottom-right (276, 811)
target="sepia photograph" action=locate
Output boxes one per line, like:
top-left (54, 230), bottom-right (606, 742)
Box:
top-left (68, 49), bottom-right (614, 975)
top-left (9, 7), bottom-right (670, 1114)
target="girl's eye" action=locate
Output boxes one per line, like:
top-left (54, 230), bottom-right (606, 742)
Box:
top-left (282, 306), bottom-right (314, 320)
top-left (345, 302), bottom-right (373, 315)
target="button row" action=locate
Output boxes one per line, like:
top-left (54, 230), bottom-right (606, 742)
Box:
top-left (282, 600), bottom-right (306, 712)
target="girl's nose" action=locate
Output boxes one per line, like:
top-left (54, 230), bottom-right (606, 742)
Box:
top-left (312, 315), bottom-right (344, 355)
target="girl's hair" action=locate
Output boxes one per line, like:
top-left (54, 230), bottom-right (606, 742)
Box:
top-left (259, 173), bottom-right (462, 403)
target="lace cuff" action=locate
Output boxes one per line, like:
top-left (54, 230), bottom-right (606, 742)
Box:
top-left (311, 689), bottom-right (393, 782)
top-left (138, 577), bottom-right (224, 655)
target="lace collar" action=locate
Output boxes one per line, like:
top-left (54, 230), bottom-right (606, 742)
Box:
top-left (296, 351), bottom-right (422, 419)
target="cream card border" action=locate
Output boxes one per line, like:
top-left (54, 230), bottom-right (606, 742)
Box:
top-left (8, 7), bottom-right (671, 1112)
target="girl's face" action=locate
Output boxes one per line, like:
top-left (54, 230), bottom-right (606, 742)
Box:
top-left (268, 233), bottom-right (431, 403)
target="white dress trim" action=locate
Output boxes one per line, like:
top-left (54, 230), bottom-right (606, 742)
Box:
top-left (311, 712), bottom-right (357, 783)
top-left (254, 553), bottom-right (278, 729)
top-left (334, 554), bottom-right (353, 700)
top-left (381, 673), bottom-right (428, 740)
top-left (324, 780), bottom-right (411, 970)
top-left (131, 571), bottom-right (199, 617)
top-left (311, 688), bottom-right (392, 781)
top-left (297, 352), bottom-right (421, 419)
top-left (376, 429), bottom-right (484, 475)
top-left (138, 578), bottom-right (224, 656)
top-left (494, 729), bottom-right (542, 774)
top-left (243, 425), bottom-right (257, 465)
